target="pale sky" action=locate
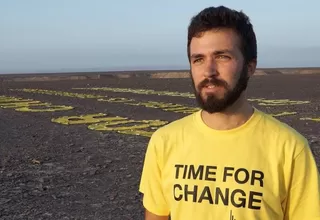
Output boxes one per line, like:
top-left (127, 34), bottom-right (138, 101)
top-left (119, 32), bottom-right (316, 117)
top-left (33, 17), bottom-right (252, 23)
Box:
top-left (1, 0), bottom-right (320, 73)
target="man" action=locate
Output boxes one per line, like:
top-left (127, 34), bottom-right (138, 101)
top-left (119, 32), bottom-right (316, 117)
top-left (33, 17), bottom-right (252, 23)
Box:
top-left (139, 5), bottom-right (320, 220)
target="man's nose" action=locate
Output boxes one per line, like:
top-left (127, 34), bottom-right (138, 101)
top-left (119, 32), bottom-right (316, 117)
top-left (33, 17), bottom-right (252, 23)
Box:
top-left (203, 59), bottom-right (218, 78)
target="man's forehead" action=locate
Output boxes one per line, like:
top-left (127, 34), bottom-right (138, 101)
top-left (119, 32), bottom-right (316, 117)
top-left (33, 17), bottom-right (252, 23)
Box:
top-left (189, 29), bottom-right (241, 53)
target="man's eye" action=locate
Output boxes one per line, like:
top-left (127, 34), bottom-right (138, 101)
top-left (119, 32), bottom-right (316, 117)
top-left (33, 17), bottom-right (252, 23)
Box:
top-left (217, 55), bottom-right (230, 60)
top-left (193, 58), bottom-right (203, 64)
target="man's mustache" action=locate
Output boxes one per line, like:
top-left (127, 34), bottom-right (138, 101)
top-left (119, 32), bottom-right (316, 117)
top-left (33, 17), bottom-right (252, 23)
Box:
top-left (198, 77), bottom-right (228, 90)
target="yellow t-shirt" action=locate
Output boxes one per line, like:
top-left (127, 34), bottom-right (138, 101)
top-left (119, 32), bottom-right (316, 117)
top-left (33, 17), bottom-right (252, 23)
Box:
top-left (139, 108), bottom-right (320, 220)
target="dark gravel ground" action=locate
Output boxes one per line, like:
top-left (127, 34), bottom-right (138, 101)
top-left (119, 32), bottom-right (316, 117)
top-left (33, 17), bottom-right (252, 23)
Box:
top-left (0, 74), bottom-right (319, 220)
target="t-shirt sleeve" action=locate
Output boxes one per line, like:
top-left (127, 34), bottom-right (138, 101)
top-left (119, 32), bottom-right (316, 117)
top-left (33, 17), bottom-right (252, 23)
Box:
top-left (283, 140), bottom-right (320, 220)
top-left (139, 131), bottom-right (170, 216)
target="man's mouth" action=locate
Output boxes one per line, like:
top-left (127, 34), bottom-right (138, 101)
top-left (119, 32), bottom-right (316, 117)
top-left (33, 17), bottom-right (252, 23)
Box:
top-left (201, 84), bottom-right (226, 94)
top-left (206, 84), bottom-right (216, 89)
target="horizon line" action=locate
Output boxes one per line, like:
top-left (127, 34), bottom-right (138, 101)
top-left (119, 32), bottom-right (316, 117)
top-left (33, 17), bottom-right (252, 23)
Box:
top-left (1, 66), bottom-right (320, 76)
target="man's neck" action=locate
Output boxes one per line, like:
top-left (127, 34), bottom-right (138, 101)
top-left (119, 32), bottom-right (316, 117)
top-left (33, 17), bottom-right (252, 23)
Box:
top-left (201, 97), bottom-right (254, 131)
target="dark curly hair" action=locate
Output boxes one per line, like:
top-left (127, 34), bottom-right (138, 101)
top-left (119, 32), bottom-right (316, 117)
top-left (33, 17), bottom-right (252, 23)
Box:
top-left (187, 6), bottom-right (257, 65)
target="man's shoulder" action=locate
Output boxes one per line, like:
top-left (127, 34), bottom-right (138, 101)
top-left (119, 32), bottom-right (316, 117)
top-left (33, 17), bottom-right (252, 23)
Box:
top-left (257, 109), bottom-right (308, 144)
top-left (151, 111), bottom-right (198, 138)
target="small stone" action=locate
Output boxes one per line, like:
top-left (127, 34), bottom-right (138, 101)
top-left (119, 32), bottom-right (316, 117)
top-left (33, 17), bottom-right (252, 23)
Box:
top-left (43, 163), bottom-right (54, 167)
top-left (91, 203), bottom-right (103, 208)
top-left (31, 159), bottom-right (41, 165)
top-left (89, 169), bottom-right (98, 176)
top-left (83, 156), bottom-right (92, 164)
top-left (43, 212), bottom-right (52, 217)
top-left (76, 147), bottom-right (84, 152)
top-left (125, 204), bottom-right (135, 210)
top-left (0, 198), bottom-right (11, 205)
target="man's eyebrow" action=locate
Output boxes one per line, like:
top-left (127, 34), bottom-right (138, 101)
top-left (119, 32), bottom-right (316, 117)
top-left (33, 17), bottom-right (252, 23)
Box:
top-left (190, 53), bottom-right (204, 59)
top-left (213, 49), bottom-right (233, 55)
top-left (190, 50), bottom-right (234, 59)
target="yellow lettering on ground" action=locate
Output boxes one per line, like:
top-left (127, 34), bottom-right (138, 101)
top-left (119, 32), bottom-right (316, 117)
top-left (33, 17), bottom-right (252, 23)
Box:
top-left (51, 112), bottom-right (169, 137)
top-left (88, 119), bottom-right (168, 137)
top-left (97, 97), bottom-right (135, 103)
top-left (0, 95), bottom-right (73, 112)
top-left (88, 119), bottom-right (166, 131)
top-left (51, 113), bottom-right (127, 125)
top-left (16, 105), bottom-right (74, 112)
top-left (10, 89), bottom-right (105, 99)
top-left (247, 98), bottom-right (264, 102)
top-left (73, 87), bottom-right (310, 106)
top-left (125, 101), bottom-right (200, 114)
top-left (0, 101), bottom-right (45, 108)
top-left (12, 88), bottom-right (200, 114)
top-left (300, 117), bottom-right (320, 122)
top-left (254, 99), bottom-right (310, 106)
top-left (11, 89), bottom-right (309, 117)
top-left (0, 96), bottom-right (34, 103)
top-left (270, 112), bottom-right (297, 117)
top-left (73, 87), bottom-right (195, 98)
top-left (118, 129), bottom-right (155, 137)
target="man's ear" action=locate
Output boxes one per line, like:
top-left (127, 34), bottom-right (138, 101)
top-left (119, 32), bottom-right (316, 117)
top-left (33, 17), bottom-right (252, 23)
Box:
top-left (247, 59), bottom-right (257, 77)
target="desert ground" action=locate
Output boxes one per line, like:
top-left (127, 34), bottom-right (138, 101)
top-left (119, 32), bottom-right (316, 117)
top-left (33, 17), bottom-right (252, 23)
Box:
top-left (0, 71), bottom-right (319, 220)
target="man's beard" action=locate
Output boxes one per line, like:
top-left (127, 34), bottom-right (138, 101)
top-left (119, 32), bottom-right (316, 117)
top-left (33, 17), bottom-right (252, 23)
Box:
top-left (191, 67), bottom-right (250, 113)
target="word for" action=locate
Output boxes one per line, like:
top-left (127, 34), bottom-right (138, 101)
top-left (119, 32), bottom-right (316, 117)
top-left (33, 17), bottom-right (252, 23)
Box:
top-left (52, 113), bottom-right (168, 137)
top-left (0, 95), bottom-right (73, 112)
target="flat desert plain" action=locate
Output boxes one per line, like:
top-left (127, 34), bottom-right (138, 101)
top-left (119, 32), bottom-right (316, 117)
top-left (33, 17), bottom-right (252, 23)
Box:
top-left (0, 71), bottom-right (319, 219)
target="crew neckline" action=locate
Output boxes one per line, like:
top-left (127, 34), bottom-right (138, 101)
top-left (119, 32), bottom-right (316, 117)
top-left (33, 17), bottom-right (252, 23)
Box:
top-left (193, 107), bottom-right (263, 136)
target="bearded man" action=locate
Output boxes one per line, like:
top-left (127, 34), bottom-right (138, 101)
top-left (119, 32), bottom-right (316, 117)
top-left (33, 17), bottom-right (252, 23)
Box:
top-left (139, 5), bottom-right (320, 220)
